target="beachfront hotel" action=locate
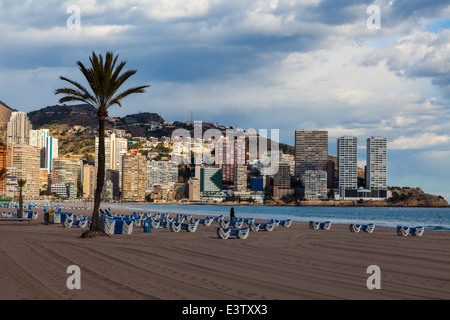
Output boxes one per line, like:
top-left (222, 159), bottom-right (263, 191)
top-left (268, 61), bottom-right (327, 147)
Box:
top-left (199, 166), bottom-right (223, 198)
top-left (50, 157), bottom-right (81, 186)
top-left (214, 136), bottom-right (247, 188)
top-left (6, 143), bottom-right (41, 198)
top-left (146, 160), bottom-right (179, 193)
top-left (294, 130), bottom-right (328, 179)
top-left (366, 136), bottom-right (387, 198)
top-left (121, 152), bottom-right (147, 201)
top-left (337, 136), bottom-right (358, 199)
top-left (234, 164), bottom-right (247, 192)
top-left (82, 163), bottom-right (96, 199)
top-left (302, 170), bottom-right (328, 199)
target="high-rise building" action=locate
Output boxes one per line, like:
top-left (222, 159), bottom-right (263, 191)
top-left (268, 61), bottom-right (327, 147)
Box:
top-left (146, 160), bottom-right (179, 192)
top-left (215, 136), bottom-right (247, 187)
top-left (250, 176), bottom-right (264, 192)
top-left (366, 136), bottom-right (387, 198)
top-left (51, 157), bottom-right (81, 187)
top-left (295, 130), bottom-right (328, 179)
top-left (4, 167), bottom-right (18, 199)
top-left (29, 129), bottom-right (58, 173)
top-left (199, 166), bottom-right (222, 197)
top-left (187, 177), bottom-right (200, 200)
top-left (45, 136), bottom-right (58, 172)
top-left (30, 129), bottom-right (48, 148)
top-left (302, 170), bottom-right (328, 199)
top-left (121, 153), bottom-right (147, 201)
top-left (6, 143), bottom-right (40, 198)
top-left (106, 169), bottom-right (120, 199)
top-left (274, 162), bottom-right (291, 187)
top-left (7, 112), bottom-right (32, 145)
top-left (82, 164), bottom-right (96, 199)
top-left (234, 165), bottom-right (247, 192)
top-left (95, 132), bottom-right (128, 181)
top-left (337, 136), bottom-right (358, 199)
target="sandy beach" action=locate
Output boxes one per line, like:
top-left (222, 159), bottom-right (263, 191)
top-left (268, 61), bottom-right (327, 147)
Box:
top-left (0, 204), bottom-right (449, 300)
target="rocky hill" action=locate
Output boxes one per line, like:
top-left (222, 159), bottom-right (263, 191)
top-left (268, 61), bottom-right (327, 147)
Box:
top-left (27, 104), bottom-right (99, 128)
top-left (386, 187), bottom-right (449, 207)
top-left (0, 101), bottom-right (14, 145)
top-left (0, 100), bottom-right (14, 127)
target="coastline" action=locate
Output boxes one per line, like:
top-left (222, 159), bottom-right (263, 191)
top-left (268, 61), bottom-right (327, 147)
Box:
top-left (0, 203), bottom-right (449, 300)
top-left (98, 200), bottom-right (450, 208)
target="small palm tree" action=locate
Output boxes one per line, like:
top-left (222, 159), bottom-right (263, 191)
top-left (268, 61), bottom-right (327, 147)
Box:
top-left (17, 179), bottom-right (27, 218)
top-left (55, 51), bottom-right (149, 238)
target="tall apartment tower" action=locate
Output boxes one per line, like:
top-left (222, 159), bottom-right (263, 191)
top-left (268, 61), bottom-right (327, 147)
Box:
top-left (6, 143), bottom-right (41, 198)
top-left (215, 136), bottom-right (247, 187)
top-left (366, 136), bottom-right (387, 198)
top-left (30, 129), bottom-right (49, 149)
top-left (95, 132), bottom-right (128, 185)
top-left (294, 130), bottom-right (328, 179)
top-left (200, 166), bottom-right (222, 197)
top-left (45, 136), bottom-right (59, 172)
top-left (337, 136), bottom-right (358, 198)
top-left (121, 153), bottom-right (147, 201)
top-left (29, 129), bottom-right (59, 172)
top-left (187, 177), bottom-right (200, 200)
top-left (82, 164), bottom-right (96, 199)
top-left (303, 170), bottom-right (327, 199)
top-left (234, 165), bottom-right (247, 192)
top-left (7, 111), bottom-right (32, 145)
top-left (51, 157), bottom-right (81, 186)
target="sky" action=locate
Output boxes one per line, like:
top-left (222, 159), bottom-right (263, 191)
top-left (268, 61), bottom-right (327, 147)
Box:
top-left (0, 0), bottom-right (449, 201)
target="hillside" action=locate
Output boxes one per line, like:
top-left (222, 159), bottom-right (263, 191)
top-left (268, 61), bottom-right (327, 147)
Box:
top-left (386, 187), bottom-right (449, 207)
top-left (28, 104), bottom-right (99, 128)
top-left (0, 101), bottom-right (14, 145)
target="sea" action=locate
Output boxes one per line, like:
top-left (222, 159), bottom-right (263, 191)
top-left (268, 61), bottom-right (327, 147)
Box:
top-left (106, 203), bottom-right (450, 231)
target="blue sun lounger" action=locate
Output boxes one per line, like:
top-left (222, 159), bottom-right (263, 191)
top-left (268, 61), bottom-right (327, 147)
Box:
top-left (249, 221), bottom-right (275, 231)
top-left (309, 221), bottom-right (331, 230)
top-left (350, 223), bottom-right (375, 233)
top-left (219, 219), bottom-right (244, 228)
top-left (216, 227), bottom-right (250, 239)
top-left (397, 225), bottom-right (424, 236)
top-left (169, 222), bottom-right (198, 232)
top-left (272, 219), bottom-right (292, 227)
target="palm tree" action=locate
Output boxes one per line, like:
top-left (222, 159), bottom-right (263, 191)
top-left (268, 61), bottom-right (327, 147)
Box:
top-left (55, 51), bottom-right (149, 238)
top-left (17, 179), bottom-right (27, 218)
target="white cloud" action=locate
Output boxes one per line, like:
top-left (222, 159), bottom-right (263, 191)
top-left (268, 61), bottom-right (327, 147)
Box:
top-left (388, 133), bottom-right (450, 150)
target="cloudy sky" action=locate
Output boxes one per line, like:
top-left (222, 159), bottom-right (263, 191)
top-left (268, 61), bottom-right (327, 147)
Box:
top-left (0, 0), bottom-right (449, 200)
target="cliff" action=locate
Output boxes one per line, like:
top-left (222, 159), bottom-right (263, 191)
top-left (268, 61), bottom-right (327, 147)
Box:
top-left (385, 187), bottom-right (448, 207)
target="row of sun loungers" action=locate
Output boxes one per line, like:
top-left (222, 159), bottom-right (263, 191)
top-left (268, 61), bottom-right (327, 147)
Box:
top-left (1, 211), bottom-right (38, 219)
top-left (309, 221), bottom-right (331, 230)
top-left (396, 225), bottom-right (424, 236)
top-left (349, 223), bottom-right (375, 233)
top-left (217, 227), bottom-right (250, 239)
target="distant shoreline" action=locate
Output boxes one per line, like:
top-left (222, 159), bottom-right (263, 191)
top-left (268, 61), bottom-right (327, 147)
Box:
top-left (97, 200), bottom-right (450, 208)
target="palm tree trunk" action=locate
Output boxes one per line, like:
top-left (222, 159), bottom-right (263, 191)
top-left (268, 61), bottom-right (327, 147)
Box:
top-left (90, 114), bottom-right (106, 232)
top-left (18, 189), bottom-right (23, 218)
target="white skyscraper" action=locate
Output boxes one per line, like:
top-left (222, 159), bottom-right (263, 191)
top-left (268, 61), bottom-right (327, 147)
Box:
top-left (337, 136), bottom-right (358, 198)
top-left (366, 136), bottom-right (387, 198)
top-left (7, 111), bottom-right (32, 145)
top-left (30, 129), bottom-right (49, 148)
top-left (45, 136), bottom-right (59, 172)
top-left (95, 132), bottom-right (128, 183)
